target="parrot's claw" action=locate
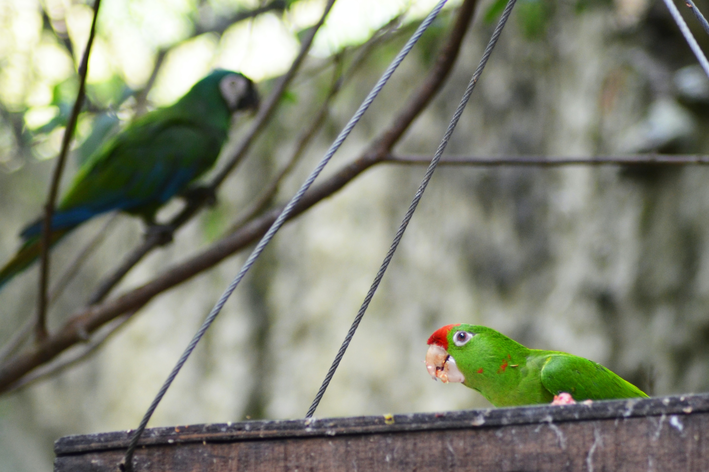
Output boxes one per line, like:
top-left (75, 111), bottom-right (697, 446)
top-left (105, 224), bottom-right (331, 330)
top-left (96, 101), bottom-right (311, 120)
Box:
top-left (551, 392), bottom-right (576, 405)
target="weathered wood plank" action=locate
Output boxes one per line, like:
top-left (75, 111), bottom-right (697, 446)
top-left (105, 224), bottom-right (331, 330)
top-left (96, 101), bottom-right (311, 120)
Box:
top-left (54, 394), bottom-right (709, 471)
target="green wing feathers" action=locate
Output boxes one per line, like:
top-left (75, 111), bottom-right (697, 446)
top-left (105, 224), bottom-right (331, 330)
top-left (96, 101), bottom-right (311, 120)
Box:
top-left (539, 353), bottom-right (648, 401)
top-left (59, 117), bottom-right (225, 221)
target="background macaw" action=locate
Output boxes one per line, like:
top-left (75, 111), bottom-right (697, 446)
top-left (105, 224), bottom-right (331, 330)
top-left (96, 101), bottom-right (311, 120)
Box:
top-left (0, 69), bottom-right (259, 290)
top-left (426, 324), bottom-right (648, 407)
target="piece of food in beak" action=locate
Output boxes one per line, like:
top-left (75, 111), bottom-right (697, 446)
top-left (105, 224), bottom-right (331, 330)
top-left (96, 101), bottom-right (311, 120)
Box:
top-left (425, 344), bottom-right (465, 383)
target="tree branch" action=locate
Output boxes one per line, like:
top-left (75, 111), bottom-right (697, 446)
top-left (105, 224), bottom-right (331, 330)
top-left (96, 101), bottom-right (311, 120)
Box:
top-left (0, 0), bottom-right (479, 395)
top-left (36, 0), bottom-right (102, 342)
top-left (194, 0), bottom-right (288, 36)
top-left (4, 312), bottom-right (133, 394)
top-left (384, 154), bottom-right (709, 165)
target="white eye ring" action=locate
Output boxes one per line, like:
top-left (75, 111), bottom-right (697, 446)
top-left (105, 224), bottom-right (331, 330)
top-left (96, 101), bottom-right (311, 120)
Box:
top-left (453, 331), bottom-right (474, 347)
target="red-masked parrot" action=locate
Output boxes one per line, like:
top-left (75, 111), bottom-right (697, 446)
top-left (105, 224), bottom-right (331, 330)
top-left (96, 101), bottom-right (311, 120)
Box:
top-left (425, 324), bottom-right (648, 407)
top-left (0, 69), bottom-right (259, 290)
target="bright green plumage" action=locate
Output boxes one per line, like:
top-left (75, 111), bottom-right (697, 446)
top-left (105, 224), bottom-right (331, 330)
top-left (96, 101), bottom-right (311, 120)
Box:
top-left (426, 324), bottom-right (648, 407)
top-left (0, 69), bottom-right (259, 290)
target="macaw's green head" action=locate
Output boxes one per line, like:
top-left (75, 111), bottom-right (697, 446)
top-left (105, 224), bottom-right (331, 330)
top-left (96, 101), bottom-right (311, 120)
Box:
top-left (187, 69), bottom-right (260, 115)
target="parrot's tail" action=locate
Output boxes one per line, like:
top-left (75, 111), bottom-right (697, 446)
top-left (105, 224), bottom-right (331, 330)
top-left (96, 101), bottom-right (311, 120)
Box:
top-left (0, 229), bottom-right (72, 291)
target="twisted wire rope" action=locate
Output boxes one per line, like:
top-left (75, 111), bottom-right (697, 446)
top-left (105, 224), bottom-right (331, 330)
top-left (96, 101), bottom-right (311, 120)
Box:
top-left (306, 0), bottom-right (518, 419)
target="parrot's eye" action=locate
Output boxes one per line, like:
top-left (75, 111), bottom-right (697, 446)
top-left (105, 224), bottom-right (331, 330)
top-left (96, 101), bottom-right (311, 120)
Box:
top-left (453, 331), bottom-right (474, 347)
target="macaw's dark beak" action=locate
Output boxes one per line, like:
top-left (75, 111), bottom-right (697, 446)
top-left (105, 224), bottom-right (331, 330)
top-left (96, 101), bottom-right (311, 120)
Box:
top-left (238, 82), bottom-right (260, 115)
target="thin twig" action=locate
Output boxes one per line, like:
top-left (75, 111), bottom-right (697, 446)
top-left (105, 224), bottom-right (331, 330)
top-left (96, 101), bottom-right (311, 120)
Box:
top-left (133, 49), bottom-right (168, 117)
top-left (194, 0), bottom-right (287, 36)
top-left (227, 29), bottom-right (397, 234)
top-left (36, 0), bottom-right (102, 342)
top-left (290, 14), bottom-right (404, 88)
top-left (384, 154), bottom-right (709, 165)
top-left (49, 214), bottom-right (119, 305)
top-left (134, 1), bottom-right (284, 117)
top-left (40, 7), bottom-right (74, 63)
top-left (87, 231), bottom-right (163, 305)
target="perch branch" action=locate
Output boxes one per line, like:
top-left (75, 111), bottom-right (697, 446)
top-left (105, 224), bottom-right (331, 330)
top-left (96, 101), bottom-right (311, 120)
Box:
top-left (4, 312), bottom-right (133, 394)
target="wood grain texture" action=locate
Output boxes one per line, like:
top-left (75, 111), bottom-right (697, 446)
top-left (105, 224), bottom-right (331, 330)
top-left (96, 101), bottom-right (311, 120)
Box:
top-left (55, 394), bottom-right (709, 471)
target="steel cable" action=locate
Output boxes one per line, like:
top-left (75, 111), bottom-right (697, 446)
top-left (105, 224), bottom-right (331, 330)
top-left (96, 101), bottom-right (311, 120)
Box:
top-left (662, 0), bottom-right (709, 78)
top-left (306, 0), bottom-right (518, 419)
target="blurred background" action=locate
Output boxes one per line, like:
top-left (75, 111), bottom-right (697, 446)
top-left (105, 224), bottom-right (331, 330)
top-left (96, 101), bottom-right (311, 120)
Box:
top-left (2, 0), bottom-right (709, 469)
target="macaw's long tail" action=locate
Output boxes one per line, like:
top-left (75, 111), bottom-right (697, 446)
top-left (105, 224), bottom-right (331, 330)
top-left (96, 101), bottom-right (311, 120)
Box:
top-left (0, 228), bottom-right (73, 291)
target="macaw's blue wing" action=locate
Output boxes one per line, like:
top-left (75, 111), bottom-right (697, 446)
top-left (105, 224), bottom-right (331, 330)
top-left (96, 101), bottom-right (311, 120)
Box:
top-left (22, 117), bottom-right (226, 239)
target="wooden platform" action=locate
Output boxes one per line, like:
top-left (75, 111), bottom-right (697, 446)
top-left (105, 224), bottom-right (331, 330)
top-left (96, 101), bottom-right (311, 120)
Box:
top-left (55, 393), bottom-right (709, 471)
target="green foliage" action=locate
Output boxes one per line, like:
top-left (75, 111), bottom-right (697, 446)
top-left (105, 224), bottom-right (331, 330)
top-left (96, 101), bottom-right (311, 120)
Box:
top-left (483, 0), bottom-right (551, 40)
top-left (280, 89), bottom-right (298, 105)
top-left (482, 0), bottom-right (508, 25)
top-left (87, 75), bottom-right (132, 108)
top-left (515, 0), bottom-right (550, 40)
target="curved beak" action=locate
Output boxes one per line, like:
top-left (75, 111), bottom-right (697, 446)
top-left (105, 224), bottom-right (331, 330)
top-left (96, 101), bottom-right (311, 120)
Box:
top-left (425, 344), bottom-right (465, 384)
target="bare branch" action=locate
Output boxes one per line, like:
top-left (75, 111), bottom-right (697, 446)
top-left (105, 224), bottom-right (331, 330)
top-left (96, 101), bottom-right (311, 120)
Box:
top-left (194, 0), bottom-right (288, 36)
top-left (133, 49), bottom-right (168, 117)
top-left (4, 312), bottom-right (133, 394)
top-left (36, 0), bottom-right (102, 342)
top-left (384, 154), bottom-right (709, 166)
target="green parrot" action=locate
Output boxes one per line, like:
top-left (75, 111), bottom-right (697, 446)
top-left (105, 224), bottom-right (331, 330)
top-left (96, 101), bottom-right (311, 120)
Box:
top-left (0, 69), bottom-right (259, 290)
top-left (425, 324), bottom-right (648, 407)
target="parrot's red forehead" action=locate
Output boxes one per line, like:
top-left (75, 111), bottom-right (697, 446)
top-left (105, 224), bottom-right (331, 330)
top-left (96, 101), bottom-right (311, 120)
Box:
top-left (427, 324), bottom-right (460, 350)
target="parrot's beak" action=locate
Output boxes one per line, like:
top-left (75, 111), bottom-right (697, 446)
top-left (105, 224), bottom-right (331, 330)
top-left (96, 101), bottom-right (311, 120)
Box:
top-left (425, 344), bottom-right (465, 384)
